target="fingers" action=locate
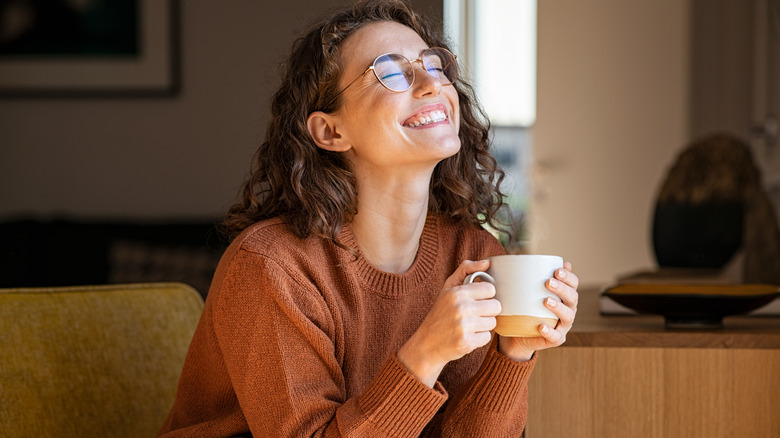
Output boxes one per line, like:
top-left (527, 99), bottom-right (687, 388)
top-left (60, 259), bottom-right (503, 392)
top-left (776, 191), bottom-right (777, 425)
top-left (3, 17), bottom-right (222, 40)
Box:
top-left (460, 259), bottom-right (491, 276)
top-left (445, 259), bottom-right (498, 303)
top-left (546, 274), bottom-right (577, 326)
top-left (559, 262), bottom-right (579, 291)
top-left (461, 280), bottom-right (497, 301)
top-left (538, 322), bottom-right (566, 344)
top-left (473, 315), bottom-right (498, 333)
top-left (477, 295), bottom-right (502, 316)
top-left (548, 265), bottom-right (579, 309)
top-left (544, 296), bottom-right (575, 328)
top-left (539, 261), bottom-right (579, 343)
top-left (445, 282), bottom-right (501, 315)
top-left (472, 330), bottom-right (494, 348)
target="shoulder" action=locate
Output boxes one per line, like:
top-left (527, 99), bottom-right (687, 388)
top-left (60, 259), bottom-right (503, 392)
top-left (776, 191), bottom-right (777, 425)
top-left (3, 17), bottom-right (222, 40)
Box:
top-left (230, 218), bottom-right (326, 259)
top-left (212, 217), bottom-right (337, 295)
top-left (209, 218), bottom-right (337, 327)
top-left (234, 218), bottom-right (302, 249)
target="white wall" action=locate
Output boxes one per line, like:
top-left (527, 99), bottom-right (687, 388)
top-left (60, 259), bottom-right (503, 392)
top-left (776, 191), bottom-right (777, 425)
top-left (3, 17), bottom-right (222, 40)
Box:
top-left (531, 0), bottom-right (692, 287)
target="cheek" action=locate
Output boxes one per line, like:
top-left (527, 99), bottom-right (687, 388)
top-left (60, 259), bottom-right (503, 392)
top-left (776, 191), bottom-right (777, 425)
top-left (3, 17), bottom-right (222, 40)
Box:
top-left (346, 90), bottom-right (400, 126)
top-left (449, 90), bottom-right (461, 132)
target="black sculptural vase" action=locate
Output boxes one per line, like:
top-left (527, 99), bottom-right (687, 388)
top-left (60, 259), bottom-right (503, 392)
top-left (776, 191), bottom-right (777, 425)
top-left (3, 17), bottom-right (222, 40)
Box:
top-left (652, 201), bottom-right (744, 269)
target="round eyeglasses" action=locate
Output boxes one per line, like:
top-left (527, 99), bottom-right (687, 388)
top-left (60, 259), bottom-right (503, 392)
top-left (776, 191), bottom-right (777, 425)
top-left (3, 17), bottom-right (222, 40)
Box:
top-left (324, 47), bottom-right (458, 109)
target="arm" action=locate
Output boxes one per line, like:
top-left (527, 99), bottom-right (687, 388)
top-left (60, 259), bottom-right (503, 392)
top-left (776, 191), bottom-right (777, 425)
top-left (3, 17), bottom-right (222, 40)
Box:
top-left (440, 338), bottom-right (536, 437)
top-left (397, 260), bottom-right (500, 388)
top-left (396, 258), bottom-right (537, 437)
top-left (213, 249), bottom-right (447, 437)
top-left (396, 251), bottom-right (578, 437)
top-left (437, 262), bottom-right (579, 436)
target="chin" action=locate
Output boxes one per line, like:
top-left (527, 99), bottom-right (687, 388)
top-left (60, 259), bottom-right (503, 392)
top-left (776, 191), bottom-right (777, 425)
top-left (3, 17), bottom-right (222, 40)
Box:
top-left (440, 136), bottom-right (462, 158)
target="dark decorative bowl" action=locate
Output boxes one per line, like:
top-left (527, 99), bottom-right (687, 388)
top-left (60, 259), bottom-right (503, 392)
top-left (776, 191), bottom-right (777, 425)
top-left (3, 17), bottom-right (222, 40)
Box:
top-left (602, 283), bottom-right (780, 329)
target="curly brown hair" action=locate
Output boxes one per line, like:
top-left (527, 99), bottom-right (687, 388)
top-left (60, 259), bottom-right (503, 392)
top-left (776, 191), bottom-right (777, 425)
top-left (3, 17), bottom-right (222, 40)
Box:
top-left (222, 0), bottom-right (507, 242)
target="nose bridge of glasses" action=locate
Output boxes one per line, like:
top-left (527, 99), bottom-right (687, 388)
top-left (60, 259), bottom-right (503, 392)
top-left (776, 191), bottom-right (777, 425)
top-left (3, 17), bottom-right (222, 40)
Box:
top-left (414, 58), bottom-right (451, 89)
top-left (413, 57), bottom-right (435, 75)
top-left (419, 51), bottom-right (455, 83)
top-left (409, 58), bottom-right (438, 82)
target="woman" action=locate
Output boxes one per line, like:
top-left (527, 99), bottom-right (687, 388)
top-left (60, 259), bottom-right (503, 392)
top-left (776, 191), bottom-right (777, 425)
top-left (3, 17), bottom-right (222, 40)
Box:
top-left (159, 1), bottom-right (579, 436)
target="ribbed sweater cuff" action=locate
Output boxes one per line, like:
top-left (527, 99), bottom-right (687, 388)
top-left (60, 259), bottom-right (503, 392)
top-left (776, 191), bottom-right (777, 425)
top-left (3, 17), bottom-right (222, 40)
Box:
top-left (465, 347), bottom-right (537, 413)
top-left (357, 354), bottom-right (447, 436)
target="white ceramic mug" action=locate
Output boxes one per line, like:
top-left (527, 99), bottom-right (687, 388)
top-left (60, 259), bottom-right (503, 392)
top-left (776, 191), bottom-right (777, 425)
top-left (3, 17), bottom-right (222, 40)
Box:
top-left (464, 254), bottom-right (563, 337)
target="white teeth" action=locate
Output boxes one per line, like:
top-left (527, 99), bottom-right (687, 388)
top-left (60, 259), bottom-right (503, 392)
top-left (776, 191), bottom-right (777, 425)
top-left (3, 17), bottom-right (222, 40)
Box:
top-left (406, 110), bottom-right (447, 127)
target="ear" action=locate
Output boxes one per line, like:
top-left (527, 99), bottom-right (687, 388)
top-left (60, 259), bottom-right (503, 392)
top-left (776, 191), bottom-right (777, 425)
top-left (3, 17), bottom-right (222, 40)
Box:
top-left (306, 111), bottom-right (352, 152)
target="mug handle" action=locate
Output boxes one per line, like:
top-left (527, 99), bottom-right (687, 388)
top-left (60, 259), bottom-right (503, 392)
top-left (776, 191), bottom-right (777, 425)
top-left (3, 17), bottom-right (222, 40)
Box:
top-left (463, 271), bottom-right (496, 285)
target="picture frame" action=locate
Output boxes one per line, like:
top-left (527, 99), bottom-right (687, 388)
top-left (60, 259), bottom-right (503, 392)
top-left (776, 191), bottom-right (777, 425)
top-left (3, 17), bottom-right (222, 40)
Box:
top-left (0, 0), bottom-right (179, 97)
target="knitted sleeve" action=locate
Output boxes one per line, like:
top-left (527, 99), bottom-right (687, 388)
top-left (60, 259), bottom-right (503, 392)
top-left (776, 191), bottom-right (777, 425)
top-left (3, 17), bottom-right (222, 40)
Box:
top-left (439, 337), bottom-right (537, 436)
top-left (212, 248), bottom-right (447, 437)
top-left (434, 226), bottom-right (537, 437)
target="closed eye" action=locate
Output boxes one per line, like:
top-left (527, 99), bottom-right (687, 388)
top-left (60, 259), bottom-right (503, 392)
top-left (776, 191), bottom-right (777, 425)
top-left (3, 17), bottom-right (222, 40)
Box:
top-left (380, 72), bottom-right (405, 81)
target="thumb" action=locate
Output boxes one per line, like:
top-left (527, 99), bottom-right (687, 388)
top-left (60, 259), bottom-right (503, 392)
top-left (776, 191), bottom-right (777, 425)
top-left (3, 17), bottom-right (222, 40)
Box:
top-left (443, 259), bottom-right (491, 289)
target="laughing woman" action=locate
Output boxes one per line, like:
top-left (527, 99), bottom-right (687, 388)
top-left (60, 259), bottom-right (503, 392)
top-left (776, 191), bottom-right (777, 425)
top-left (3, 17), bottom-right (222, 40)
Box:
top-left (159, 1), bottom-right (578, 436)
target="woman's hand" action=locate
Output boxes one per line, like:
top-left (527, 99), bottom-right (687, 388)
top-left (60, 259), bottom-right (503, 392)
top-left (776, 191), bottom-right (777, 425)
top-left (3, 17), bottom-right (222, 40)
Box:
top-left (498, 261), bottom-right (579, 362)
top-left (397, 259), bottom-right (501, 387)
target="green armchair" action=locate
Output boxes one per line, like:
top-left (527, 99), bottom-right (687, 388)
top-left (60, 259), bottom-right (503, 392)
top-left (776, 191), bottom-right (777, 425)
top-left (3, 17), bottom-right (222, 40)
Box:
top-left (0, 283), bottom-right (204, 438)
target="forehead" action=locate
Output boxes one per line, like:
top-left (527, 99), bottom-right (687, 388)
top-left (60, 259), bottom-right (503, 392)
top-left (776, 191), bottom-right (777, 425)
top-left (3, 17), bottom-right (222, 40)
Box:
top-left (339, 21), bottom-right (429, 70)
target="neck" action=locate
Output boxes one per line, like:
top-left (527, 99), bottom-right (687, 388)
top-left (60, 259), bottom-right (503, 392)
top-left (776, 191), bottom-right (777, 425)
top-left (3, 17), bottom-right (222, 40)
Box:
top-left (349, 167), bottom-right (433, 273)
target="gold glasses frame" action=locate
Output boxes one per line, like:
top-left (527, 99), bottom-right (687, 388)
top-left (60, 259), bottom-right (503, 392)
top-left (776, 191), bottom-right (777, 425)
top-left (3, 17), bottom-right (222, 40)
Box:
top-left (323, 47), bottom-right (458, 110)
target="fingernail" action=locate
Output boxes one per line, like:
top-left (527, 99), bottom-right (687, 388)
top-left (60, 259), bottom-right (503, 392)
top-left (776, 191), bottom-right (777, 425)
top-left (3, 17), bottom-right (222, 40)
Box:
top-left (540, 325), bottom-right (550, 334)
top-left (549, 278), bottom-right (559, 289)
top-left (546, 297), bottom-right (558, 308)
top-left (558, 268), bottom-right (566, 279)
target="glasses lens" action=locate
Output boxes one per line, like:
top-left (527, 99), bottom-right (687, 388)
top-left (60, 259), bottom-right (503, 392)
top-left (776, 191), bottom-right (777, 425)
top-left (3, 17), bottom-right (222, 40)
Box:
top-left (422, 48), bottom-right (457, 85)
top-left (373, 53), bottom-right (414, 92)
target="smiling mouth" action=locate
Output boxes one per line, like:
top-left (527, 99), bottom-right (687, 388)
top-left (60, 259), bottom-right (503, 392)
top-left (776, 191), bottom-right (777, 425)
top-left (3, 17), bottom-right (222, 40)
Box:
top-left (404, 109), bottom-right (448, 128)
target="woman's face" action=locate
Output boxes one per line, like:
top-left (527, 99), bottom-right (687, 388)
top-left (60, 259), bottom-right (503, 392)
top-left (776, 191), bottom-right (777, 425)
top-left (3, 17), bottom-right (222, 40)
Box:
top-left (333, 21), bottom-right (461, 176)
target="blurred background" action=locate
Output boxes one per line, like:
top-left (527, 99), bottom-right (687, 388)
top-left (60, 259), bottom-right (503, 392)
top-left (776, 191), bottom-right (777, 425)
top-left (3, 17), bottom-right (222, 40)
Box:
top-left (0, 0), bottom-right (777, 292)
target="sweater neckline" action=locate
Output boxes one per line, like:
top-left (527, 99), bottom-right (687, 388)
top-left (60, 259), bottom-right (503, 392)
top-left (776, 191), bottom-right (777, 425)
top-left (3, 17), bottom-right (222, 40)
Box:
top-left (339, 214), bottom-right (440, 299)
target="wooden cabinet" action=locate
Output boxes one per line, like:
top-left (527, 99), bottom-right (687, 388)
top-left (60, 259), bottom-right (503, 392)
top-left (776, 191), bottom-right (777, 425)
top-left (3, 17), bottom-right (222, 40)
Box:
top-left (525, 290), bottom-right (780, 438)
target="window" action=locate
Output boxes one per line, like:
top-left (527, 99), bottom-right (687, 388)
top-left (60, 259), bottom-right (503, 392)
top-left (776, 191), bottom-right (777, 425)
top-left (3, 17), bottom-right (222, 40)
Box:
top-left (444, 0), bottom-right (537, 250)
top-left (444, 0), bottom-right (537, 126)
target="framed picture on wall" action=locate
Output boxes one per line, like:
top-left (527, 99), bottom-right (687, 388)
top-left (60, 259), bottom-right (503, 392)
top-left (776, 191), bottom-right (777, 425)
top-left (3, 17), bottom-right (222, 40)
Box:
top-left (0, 0), bottom-right (178, 97)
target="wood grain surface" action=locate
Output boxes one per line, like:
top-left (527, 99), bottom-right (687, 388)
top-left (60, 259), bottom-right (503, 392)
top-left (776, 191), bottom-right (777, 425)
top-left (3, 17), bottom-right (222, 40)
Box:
top-left (524, 289), bottom-right (780, 437)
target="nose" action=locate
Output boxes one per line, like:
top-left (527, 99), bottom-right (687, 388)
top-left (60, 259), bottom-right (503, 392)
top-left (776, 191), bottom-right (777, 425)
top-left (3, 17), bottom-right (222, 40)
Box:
top-left (411, 60), bottom-right (443, 97)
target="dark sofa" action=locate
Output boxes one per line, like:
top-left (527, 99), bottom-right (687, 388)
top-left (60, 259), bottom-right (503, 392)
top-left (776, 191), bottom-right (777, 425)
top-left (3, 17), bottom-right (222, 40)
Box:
top-left (0, 217), bottom-right (228, 298)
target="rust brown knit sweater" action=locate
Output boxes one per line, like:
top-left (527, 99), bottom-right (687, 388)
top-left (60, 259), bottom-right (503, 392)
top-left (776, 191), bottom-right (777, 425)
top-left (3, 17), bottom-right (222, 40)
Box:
top-left (158, 214), bottom-right (536, 437)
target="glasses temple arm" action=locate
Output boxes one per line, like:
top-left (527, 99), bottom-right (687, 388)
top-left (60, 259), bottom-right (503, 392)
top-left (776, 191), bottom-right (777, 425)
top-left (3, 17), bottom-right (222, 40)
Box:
top-left (323, 66), bottom-right (374, 110)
